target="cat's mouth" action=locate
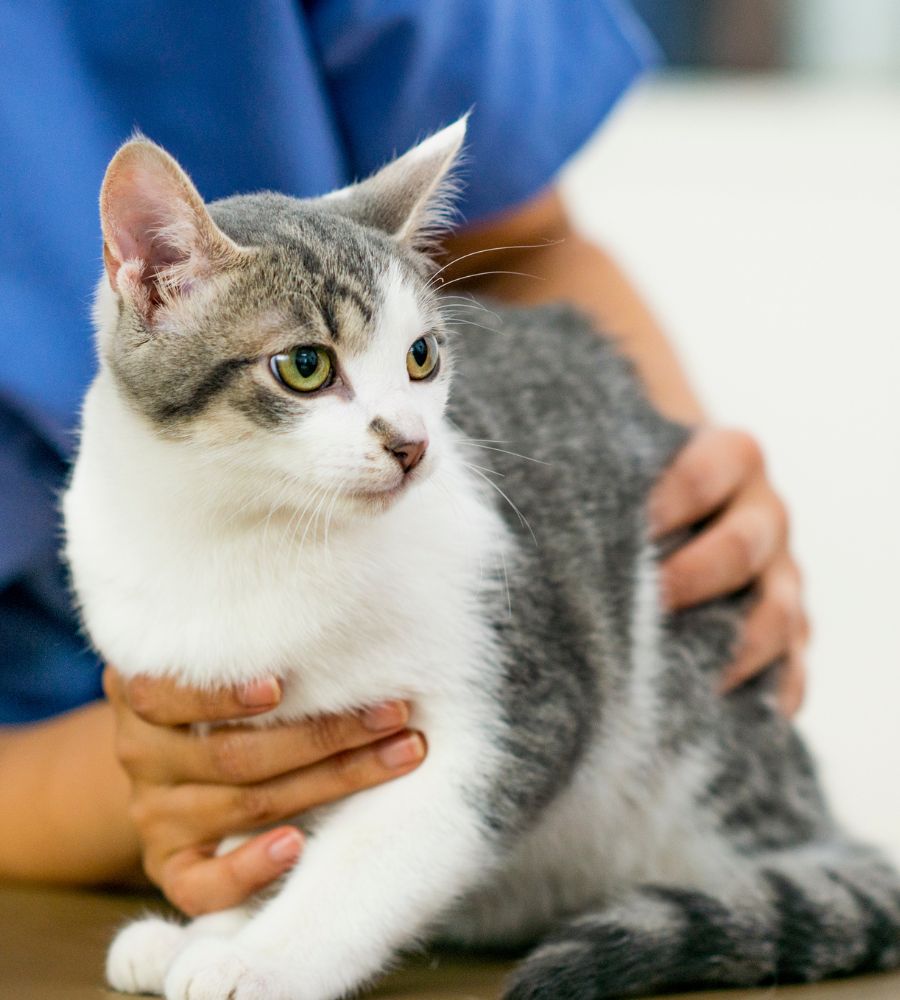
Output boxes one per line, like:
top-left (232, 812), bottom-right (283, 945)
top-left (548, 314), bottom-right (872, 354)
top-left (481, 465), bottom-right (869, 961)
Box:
top-left (352, 467), bottom-right (426, 507)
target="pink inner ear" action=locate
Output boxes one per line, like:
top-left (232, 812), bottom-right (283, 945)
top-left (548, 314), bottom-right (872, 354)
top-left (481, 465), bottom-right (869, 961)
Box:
top-left (102, 158), bottom-right (201, 300)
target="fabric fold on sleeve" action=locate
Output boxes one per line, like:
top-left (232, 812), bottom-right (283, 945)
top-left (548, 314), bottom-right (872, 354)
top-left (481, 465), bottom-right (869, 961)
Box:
top-left (307, 0), bottom-right (660, 222)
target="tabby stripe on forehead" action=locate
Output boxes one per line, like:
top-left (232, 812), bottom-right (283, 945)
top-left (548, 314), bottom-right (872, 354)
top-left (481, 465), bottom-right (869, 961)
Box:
top-left (323, 277), bottom-right (373, 325)
top-left (321, 299), bottom-right (340, 342)
top-left (155, 356), bottom-right (255, 423)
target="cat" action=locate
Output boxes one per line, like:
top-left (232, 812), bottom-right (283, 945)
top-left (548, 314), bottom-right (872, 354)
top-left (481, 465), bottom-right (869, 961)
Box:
top-left (63, 118), bottom-right (900, 1000)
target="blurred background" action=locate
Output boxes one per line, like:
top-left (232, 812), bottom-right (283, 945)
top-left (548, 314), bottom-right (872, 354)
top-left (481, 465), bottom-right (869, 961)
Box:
top-left (562, 0), bottom-right (900, 862)
top-left (634, 0), bottom-right (900, 75)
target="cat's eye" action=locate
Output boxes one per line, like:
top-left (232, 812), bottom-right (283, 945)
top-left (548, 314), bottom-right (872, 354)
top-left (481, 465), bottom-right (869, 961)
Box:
top-left (407, 335), bottom-right (439, 381)
top-left (271, 346), bottom-right (334, 393)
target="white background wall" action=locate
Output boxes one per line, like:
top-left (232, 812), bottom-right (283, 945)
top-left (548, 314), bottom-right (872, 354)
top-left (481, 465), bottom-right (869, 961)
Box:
top-left (562, 75), bottom-right (900, 862)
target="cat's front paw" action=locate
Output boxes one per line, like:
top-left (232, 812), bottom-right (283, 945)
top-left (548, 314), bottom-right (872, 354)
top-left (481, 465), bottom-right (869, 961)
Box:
top-left (164, 937), bottom-right (294, 1000)
top-left (107, 916), bottom-right (187, 995)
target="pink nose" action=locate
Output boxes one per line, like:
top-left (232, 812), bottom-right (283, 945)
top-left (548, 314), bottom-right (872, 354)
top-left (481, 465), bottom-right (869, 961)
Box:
top-left (386, 437), bottom-right (428, 473)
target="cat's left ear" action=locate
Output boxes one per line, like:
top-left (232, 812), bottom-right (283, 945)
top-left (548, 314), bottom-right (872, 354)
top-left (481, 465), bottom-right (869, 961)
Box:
top-left (323, 116), bottom-right (468, 249)
top-left (100, 137), bottom-right (246, 321)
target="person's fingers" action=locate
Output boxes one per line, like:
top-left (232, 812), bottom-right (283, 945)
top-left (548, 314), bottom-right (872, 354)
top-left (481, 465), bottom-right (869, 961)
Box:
top-left (153, 826), bottom-right (304, 917)
top-left (719, 561), bottom-right (802, 693)
top-left (118, 671), bottom-right (283, 726)
top-left (660, 489), bottom-right (787, 610)
top-left (650, 428), bottom-right (764, 538)
top-left (118, 701), bottom-right (411, 785)
top-left (133, 730), bottom-right (427, 846)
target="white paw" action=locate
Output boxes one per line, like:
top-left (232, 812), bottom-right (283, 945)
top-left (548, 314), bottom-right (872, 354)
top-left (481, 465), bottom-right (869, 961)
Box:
top-left (164, 937), bottom-right (294, 1000)
top-left (107, 916), bottom-right (187, 995)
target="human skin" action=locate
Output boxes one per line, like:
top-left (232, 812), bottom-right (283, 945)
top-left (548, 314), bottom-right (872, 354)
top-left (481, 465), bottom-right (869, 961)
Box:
top-left (0, 184), bottom-right (807, 908)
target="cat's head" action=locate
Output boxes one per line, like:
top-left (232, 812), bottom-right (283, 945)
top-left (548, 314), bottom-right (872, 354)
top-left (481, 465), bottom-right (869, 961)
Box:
top-left (95, 119), bottom-right (468, 513)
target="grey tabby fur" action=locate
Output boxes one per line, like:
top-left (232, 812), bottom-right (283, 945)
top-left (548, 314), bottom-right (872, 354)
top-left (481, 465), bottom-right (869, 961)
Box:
top-left (446, 309), bottom-right (900, 995)
top-left (88, 128), bottom-right (900, 999)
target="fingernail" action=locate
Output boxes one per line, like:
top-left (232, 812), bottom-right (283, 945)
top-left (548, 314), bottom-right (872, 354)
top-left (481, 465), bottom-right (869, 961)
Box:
top-left (238, 677), bottom-right (280, 708)
top-left (361, 700), bottom-right (408, 732)
top-left (377, 732), bottom-right (426, 770)
top-left (266, 829), bottom-right (303, 866)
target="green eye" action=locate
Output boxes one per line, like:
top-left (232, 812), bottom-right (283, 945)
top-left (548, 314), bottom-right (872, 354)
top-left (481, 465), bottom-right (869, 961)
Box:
top-left (272, 346), bottom-right (333, 393)
top-left (407, 335), bottom-right (439, 380)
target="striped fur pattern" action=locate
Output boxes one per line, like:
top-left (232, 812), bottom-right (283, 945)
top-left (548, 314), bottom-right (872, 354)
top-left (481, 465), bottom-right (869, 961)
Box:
top-left (64, 121), bottom-right (900, 1000)
top-left (445, 308), bottom-right (900, 996)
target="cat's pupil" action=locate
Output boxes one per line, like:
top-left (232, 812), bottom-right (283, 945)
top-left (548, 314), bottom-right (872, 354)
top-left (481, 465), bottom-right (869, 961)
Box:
top-left (411, 339), bottom-right (428, 367)
top-left (295, 349), bottom-right (319, 378)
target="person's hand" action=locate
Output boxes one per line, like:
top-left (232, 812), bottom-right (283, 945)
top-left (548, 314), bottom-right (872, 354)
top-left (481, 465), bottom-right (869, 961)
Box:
top-left (103, 667), bottom-right (425, 916)
top-left (650, 427), bottom-right (809, 716)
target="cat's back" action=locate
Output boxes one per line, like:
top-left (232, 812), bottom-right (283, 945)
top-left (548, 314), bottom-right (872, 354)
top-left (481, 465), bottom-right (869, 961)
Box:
top-left (447, 303), bottom-right (829, 862)
top-left (447, 300), bottom-right (688, 649)
top-left (445, 302), bottom-right (689, 831)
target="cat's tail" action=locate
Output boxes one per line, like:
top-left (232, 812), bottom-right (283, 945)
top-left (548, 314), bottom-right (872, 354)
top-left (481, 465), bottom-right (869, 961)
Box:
top-left (503, 842), bottom-right (900, 1000)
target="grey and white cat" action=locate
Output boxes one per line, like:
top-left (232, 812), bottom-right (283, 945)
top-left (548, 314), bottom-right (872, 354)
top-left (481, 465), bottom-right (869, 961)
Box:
top-left (63, 119), bottom-right (900, 1000)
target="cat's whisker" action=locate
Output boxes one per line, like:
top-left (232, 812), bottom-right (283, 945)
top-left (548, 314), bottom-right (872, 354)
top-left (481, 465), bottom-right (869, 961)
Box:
top-left (427, 241), bottom-right (563, 288)
top-left (298, 483), bottom-right (332, 558)
top-left (431, 269), bottom-right (544, 293)
top-left (295, 483), bottom-right (330, 560)
top-left (463, 463), bottom-right (537, 547)
top-left (450, 425), bottom-right (550, 468)
top-left (322, 485), bottom-right (342, 555)
top-left (464, 461), bottom-right (505, 478)
top-left (281, 482), bottom-right (321, 560)
top-left (261, 475), bottom-right (295, 549)
top-left (463, 442), bottom-right (551, 466)
top-left (440, 316), bottom-right (504, 336)
top-left (438, 303), bottom-right (502, 322)
top-left (222, 474), bottom-right (295, 530)
top-left (445, 419), bottom-right (508, 447)
top-left (436, 293), bottom-right (501, 320)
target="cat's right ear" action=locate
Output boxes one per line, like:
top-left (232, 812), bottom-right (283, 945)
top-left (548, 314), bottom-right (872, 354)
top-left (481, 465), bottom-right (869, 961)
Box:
top-left (321, 116), bottom-right (468, 251)
top-left (100, 138), bottom-right (244, 320)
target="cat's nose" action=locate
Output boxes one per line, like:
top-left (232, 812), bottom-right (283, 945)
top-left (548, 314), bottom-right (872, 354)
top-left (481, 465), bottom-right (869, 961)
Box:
top-left (386, 437), bottom-right (428, 473)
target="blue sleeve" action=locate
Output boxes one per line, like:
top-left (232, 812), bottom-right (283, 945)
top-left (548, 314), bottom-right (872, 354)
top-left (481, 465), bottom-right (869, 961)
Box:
top-left (306, 0), bottom-right (659, 221)
top-left (0, 563), bottom-right (103, 726)
top-left (0, 404), bottom-right (102, 724)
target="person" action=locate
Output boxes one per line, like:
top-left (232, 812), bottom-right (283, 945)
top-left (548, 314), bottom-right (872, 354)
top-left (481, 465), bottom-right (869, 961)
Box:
top-left (0, 1), bottom-right (807, 917)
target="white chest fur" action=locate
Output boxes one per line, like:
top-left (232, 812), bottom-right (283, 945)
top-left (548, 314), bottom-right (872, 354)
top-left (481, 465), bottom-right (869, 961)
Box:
top-left (64, 375), bottom-right (508, 722)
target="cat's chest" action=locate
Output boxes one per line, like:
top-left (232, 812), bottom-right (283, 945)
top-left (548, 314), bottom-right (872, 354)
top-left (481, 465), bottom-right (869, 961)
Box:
top-left (71, 470), bottom-right (507, 713)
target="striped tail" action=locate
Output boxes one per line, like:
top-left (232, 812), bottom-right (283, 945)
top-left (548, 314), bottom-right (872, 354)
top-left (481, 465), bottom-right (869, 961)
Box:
top-left (503, 844), bottom-right (900, 1000)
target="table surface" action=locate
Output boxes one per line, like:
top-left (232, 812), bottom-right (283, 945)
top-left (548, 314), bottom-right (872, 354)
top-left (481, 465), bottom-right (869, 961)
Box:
top-left (2, 884), bottom-right (900, 1000)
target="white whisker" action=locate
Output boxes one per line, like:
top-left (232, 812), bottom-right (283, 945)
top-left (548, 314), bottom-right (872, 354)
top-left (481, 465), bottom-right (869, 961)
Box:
top-left (427, 240), bottom-right (563, 287)
top-left (432, 269), bottom-right (544, 293)
top-left (463, 462), bottom-right (537, 547)
top-left (464, 442), bottom-right (551, 466)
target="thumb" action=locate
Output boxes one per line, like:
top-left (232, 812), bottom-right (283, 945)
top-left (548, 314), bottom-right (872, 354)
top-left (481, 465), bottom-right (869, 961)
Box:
top-left (159, 826), bottom-right (303, 916)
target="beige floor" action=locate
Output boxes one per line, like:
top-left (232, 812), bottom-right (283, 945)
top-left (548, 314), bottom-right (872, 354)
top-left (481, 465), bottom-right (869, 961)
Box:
top-left (2, 884), bottom-right (898, 1000)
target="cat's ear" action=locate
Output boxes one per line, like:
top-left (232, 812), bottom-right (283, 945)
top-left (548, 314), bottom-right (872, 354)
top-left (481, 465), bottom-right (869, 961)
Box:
top-left (100, 138), bottom-right (244, 319)
top-left (324, 116), bottom-right (468, 249)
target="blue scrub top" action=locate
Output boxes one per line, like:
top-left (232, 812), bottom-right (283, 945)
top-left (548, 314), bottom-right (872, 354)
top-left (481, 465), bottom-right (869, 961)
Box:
top-left (0, 0), bottom-right (657, 723)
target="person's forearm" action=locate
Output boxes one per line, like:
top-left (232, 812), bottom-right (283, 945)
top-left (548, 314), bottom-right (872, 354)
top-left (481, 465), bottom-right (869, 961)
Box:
top-left (440, 189), bottom-right (705, 424)
top-left (0, 701), bottom-right (141, 884)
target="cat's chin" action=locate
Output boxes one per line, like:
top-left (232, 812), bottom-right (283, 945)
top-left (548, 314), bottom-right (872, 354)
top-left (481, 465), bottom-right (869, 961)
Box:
top-left (350, 473), bottom-right (422, 512)
top-left (351, 483), bottom-right (409, 511)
